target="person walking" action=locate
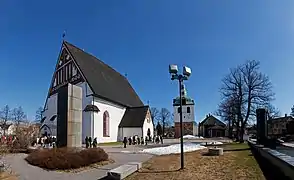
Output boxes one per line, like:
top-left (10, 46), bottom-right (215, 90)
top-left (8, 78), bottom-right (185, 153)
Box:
top-left (85, 136), bottom-right (89, 148)
top-left (123, 137), bottom-right (127, 148)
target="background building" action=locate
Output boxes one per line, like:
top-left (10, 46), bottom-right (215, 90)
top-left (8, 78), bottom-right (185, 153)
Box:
top-left (173, 84), bottom-right (197, 138)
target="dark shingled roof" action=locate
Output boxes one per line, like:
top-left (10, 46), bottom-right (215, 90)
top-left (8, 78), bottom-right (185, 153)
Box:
top-left (199, 115), bottom-right (226, 126)
top-left (64, 41), bottom-right (144, 108)
top-left (119, 106), bottom-right (149, 127)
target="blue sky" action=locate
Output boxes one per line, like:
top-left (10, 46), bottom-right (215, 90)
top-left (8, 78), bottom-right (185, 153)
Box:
top-left (1, 1), bottom-right (294, 122)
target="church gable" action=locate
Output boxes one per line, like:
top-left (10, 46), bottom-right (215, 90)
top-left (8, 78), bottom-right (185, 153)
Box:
top-left (49, 46), bottom-right (84, 95)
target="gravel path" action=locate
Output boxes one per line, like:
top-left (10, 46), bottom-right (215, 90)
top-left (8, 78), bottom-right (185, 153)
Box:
top-left (2, 147), bottom-right (153, 180)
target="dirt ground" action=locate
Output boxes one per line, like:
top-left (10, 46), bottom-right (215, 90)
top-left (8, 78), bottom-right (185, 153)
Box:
top-left (0, 172), bottom-right (18, 180)
top-left (126, 143), bottom-right (265, 180)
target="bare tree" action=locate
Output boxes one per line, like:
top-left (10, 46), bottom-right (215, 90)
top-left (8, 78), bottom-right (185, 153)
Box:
top-left (35, 107), bottom-right (43, 123)
top-left (159, 108), bottom-right (171, 137)
top-left (290, 105), bottom-right (294, 117)
top-left (266, 104), bottom-right (280, 119)
top-left (12, 106), bottom-right (27, 132)
top-left (218, 60), bottom-right (275, 142)
top-left (0, 105), bottom-right (12, 136)
top-left (150, 107), bottom-right (159, 125)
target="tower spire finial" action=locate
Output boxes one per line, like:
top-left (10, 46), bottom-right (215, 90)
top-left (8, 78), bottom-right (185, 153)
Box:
top-left (62, 30), bottom-right (66, 40)
top-left (181, 84), bottom-right (187, 97)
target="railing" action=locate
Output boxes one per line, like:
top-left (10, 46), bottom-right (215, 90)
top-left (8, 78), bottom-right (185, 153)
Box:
top-left (248, 139), bottom-right (294, 179)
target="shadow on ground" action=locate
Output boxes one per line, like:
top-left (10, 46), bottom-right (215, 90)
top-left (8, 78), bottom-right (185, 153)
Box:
top-left (251, 149), bottom-right (291, 180)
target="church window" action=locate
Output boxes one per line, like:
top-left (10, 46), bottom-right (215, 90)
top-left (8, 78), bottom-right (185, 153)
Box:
top-left (72, 65), bottom-right (77, 76)
top-left (68, 63), bottom-right (72, 78)
top-left (187, 107), bottom-right (191, 113)
top-left (178, 107), bottom-right (181, 113)
top-left (103, 111), bottom-right (110, 137)
top-left (53, 77), bottom-right (57, 87)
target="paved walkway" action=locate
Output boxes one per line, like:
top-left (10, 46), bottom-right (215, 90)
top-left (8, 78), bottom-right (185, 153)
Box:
top-left (2, 146), bottom-right (153, 180)
top-left (2, 138), bottom-right (231, 180)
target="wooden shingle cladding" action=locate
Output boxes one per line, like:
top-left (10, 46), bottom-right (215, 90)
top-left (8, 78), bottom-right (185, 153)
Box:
top-left (64, 41), bottom-right (144, 108)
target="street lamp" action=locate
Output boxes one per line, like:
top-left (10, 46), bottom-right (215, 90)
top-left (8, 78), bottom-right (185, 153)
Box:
top-left (169, 64), bottom-right (191, 170)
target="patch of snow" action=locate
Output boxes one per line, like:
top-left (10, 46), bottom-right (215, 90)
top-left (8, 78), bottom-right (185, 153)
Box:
top-left (282, 143), bottom-right (294, 148)
top-left (182, 135), bottom-right (204, 139)
top-left (141, 142), bottom-right (206, 155)
top-left (200, 141), bottom-right (223, 146)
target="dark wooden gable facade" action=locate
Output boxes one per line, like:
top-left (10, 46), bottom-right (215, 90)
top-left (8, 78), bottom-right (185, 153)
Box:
top-left (49, 47), bottom-right (84, 95)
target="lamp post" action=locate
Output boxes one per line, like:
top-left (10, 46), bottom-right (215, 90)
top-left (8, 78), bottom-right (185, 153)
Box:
top-left (169, 64), bottom-right (191, 170)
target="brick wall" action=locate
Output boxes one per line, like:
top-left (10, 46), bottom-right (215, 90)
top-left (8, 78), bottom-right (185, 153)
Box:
top-left (174, 122), bottom-right (194, 138)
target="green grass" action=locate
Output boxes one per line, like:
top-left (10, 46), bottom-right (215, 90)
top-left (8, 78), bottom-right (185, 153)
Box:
top-left (223, 143), bottom-right (264, 178)
top-left (126, 142), bottom-right (265, 180)
top-left (98, 142), bottom-right (122, 146)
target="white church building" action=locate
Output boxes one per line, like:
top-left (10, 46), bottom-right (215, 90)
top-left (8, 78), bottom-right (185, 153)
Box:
top-left (41, 41), bottom-right (154, 143)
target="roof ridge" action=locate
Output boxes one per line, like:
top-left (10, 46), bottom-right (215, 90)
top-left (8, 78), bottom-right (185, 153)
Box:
top-left (63, 41), bottom-right (126, 79)
top-left (127, 105), bottom-right (149, 109)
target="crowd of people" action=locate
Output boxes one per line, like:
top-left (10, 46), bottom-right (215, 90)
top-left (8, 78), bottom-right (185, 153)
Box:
top-left (122, 135), bottom-right (163, 148)
top-left (85, 136), bottom-right (98, 148)
top-left (0, 135), bottom-right (16, 145)
top-left (35, 135), bottom-right (56, 148)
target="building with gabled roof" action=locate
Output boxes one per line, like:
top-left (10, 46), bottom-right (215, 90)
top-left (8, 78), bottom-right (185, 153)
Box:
top-left (41, 41), bottom-right (154, 143)
top-left (199, 114), bottom-right (226, 137)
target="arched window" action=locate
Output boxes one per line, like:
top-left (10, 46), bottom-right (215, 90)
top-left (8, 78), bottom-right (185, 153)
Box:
top-left (103, 111), bottom-right (110, 137)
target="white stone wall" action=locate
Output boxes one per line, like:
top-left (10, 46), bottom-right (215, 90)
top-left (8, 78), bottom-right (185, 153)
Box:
top-left (42, 93), bottom-right (58, 136)
top-left (118, 127), bottom-right (142, 141)
top-left (173, 104), bottom-right (195, 123)
top-left (79, 82), bottom-right (93, 143)
top-left (42, 82), bottom-right (93, 139)
top-left (93, 97), bottom-right (126, 143)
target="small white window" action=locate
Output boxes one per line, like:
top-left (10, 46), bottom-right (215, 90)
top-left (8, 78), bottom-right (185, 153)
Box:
top-left (72, 65), bottom-right (77, 76)
top-left (53, 78), bottom-right (57, 87)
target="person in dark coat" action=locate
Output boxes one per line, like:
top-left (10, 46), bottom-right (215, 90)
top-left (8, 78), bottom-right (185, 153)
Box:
top-left (160, 135), bottom-right (163, 144)
top-left (141, 137), bottom-right (144, 145)
top-left (145, 136), bottom-right (148, 146)
top-left (89, 137), bottom-right (92, 148)
top-left (132, 136), bottom-right (136, 145)
top-left (137, 136), bottom-right (140, 145)
top-left (155, 136), bottom-right (160, 144)
top-left (123, 137), bottom-right (127, 148)
top-left (128, 137), bottom-right (132, 145)
top-left (93, 138), bottom-right (97, 148)
top-left (85, 136), bottom-right (89, 148)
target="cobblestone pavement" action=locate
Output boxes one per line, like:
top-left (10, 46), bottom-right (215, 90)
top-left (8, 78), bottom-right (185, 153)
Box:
top-left (2, 146), bottom-right (153, 180)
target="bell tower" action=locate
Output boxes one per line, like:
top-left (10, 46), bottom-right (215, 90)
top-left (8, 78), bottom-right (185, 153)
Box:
top-left (173, 84), bottom-right (197, 138)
